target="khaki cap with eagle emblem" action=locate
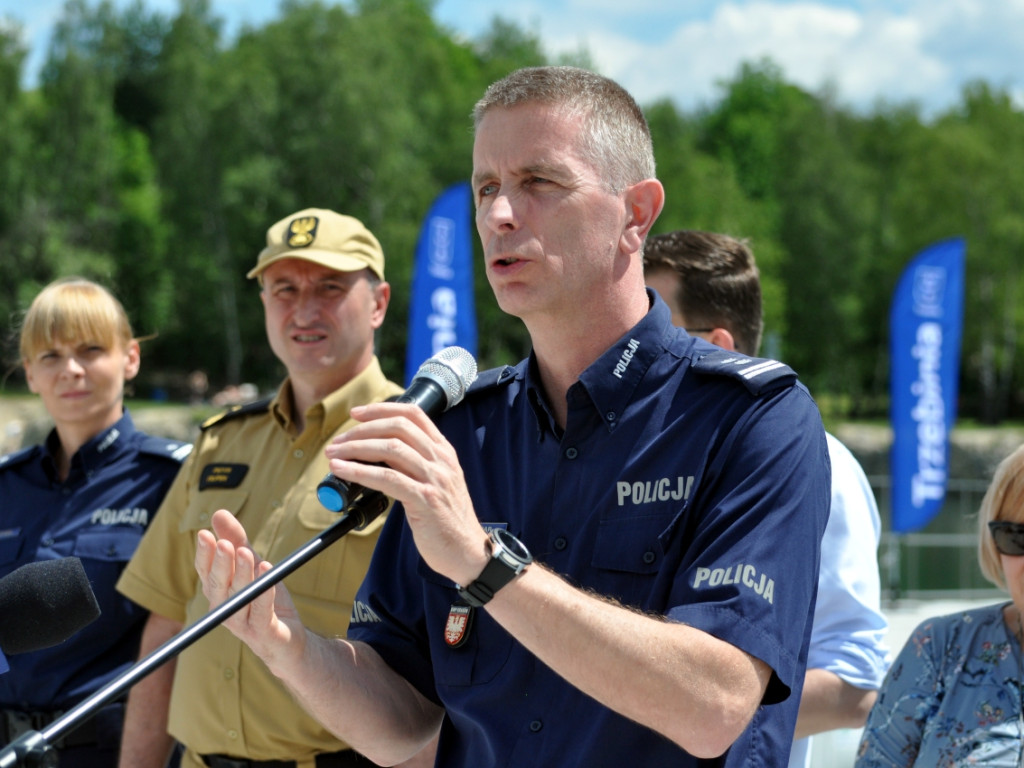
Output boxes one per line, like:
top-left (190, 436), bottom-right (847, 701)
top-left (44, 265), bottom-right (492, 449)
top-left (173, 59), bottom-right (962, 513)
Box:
top-left (247, 208), bottom-right (386, 281)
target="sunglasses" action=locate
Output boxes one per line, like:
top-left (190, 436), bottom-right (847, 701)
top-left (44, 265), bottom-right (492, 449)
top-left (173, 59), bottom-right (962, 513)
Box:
top-left (989, 521), bottom-right (1024, 556)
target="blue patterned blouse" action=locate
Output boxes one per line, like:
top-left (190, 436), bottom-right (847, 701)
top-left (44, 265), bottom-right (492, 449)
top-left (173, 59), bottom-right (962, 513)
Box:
top-left (856, 602), bottom-right (1023, 767)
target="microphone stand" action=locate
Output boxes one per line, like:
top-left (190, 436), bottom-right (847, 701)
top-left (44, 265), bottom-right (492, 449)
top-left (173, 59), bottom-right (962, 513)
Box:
top-left (0, 491), bottom-right (389, 768)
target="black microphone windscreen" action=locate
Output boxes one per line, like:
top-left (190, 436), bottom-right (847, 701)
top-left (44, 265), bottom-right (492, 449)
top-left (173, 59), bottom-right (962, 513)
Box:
top-left (0, 557), bottom-right (102, 655)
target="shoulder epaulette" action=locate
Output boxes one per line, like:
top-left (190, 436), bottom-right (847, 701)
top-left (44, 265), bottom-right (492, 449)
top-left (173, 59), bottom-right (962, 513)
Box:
top-left (691, 350), bottom-right (798, 396)
top-left (465, 365), bottom-right (517, 398)
top-left (0, 445), bottom-right (39, 472)
top-left (138, 436), bottom-right (193, 463)
top-left (200, 397), bottom-right (273, 431)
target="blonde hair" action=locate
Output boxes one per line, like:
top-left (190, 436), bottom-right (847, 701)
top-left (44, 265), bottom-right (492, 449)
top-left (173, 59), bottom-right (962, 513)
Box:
top-left (20, 278), bottom-right (135, 361)
top-left (977, 442), bottom-right (1024, 589)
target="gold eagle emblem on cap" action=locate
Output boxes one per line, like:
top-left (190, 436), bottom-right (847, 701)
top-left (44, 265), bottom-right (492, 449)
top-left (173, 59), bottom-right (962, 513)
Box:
top-left (286, 216), bottom-right (318, 247)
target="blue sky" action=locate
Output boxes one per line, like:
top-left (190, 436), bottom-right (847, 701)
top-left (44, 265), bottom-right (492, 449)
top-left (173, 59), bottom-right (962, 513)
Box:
top-left (1, 0), bottom-right (1022, 117)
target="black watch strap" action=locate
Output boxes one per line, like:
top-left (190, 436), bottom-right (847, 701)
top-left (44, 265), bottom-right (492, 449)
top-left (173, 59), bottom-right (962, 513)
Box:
top-left (457, 557), bottom-right (519, 607)
top-left (456, 529), bottom-right (532, 608)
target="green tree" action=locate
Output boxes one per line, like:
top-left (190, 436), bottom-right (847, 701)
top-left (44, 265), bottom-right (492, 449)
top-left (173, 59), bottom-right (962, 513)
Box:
top-left (13, 0), bottom-right (170, 367)
top-left (847, 104), bottom-right (929, 407)
top-left (0, 21), bottom-right (34, 353)
top-left (884, 84), bottom-right (1024, 422)
top-left (140, 0), bottom-right (248, 392)
top-left (19, 2), bottom-right (1024, 421)
top-left (698, 61), bottom-right (883, 411)
top-left (646, 98), bottom-right (787, 353)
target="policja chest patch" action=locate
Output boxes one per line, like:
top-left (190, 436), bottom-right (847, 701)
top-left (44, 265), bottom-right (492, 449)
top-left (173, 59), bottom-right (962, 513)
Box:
top-left (445, 603), bottom-right (474, 648)
top-left (199, 463), bottom-right (249, 490)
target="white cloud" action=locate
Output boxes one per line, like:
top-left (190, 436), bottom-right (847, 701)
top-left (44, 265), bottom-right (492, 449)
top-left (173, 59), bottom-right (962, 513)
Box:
top-left (488, 0), bottom-right (1024, 116)
top-left (4, 0), bottom-right (1022, 116)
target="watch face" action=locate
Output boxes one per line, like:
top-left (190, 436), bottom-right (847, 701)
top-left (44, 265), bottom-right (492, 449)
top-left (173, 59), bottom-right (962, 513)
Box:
top-left (493, 527), bottom-right (531, 563)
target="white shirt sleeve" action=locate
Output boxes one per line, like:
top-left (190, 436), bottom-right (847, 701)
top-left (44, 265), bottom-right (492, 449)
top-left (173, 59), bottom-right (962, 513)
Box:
top-left (789, 433), bottom-right (893, 768)
top-left (807, 433), bottom-right (891, 686)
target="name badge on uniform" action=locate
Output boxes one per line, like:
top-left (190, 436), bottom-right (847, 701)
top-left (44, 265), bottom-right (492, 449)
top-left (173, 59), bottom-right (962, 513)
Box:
top-left (199, 463), bottom-right (249, 490)
top-left (445, 603), bottom-right (474, 648)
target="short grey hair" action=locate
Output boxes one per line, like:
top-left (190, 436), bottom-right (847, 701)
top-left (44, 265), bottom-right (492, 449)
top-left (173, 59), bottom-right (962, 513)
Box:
top-left (473, 66), bottom-right (656, 193)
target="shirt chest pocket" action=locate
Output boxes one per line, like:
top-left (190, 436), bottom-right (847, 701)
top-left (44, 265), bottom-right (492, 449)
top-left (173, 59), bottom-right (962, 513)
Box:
top-left (181, 483), bottom-right (390, 640)
top-left (417, 561), bottom-right (516, 688)
top-left (179, 490), bottom-right (249, 534)
top-left (286, 496), bottom-right (388, 612)
top-left (589, 512), bottom-right (676, 606)
top-left (73, 529), bottom-right (143, 563)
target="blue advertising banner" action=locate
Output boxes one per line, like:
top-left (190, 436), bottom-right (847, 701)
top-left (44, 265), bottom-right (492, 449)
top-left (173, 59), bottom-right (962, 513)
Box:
top-left (405, 182), bottom-right (477, 384)
top-left (889, 237), bottom-right (966, 533)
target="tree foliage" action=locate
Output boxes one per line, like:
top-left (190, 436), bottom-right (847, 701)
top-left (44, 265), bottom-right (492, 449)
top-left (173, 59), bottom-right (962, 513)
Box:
top-left (1, 2), bottom-right (1022, 423)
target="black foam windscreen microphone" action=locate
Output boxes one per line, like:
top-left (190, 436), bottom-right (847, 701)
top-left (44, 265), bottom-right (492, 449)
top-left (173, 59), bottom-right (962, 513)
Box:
top-left (0, 557), bottom-right (102, 655)
top-left (317, 346), bottom-right (479, 513)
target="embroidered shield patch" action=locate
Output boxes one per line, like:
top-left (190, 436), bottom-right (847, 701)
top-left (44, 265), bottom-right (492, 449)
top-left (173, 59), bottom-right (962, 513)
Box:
top-left (445, 604), bottom-right (473, 648)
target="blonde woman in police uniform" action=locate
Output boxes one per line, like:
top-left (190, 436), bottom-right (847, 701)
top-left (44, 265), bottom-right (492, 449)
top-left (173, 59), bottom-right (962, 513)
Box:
top-left (0, 277), bottom-right (189, 767)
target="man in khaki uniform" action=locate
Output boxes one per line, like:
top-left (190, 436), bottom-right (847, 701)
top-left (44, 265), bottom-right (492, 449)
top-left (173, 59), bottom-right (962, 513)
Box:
top-left (116, 209), bottom-right (406, 768)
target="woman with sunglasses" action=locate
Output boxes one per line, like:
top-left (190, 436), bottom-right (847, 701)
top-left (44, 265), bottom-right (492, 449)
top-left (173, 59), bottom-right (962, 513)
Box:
top-left (0, 278), bottom-right (190, 767)
top-left (855, 443), bottom-right (1024, 767)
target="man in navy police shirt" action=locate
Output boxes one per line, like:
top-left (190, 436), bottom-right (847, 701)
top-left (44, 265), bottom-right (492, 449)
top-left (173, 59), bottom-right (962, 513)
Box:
top-left (195, 65), bottom-right (831, 767)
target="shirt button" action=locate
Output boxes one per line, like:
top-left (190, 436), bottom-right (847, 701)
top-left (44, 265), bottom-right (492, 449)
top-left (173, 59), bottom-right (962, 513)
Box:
top-left (106, 545), bottom-right (118, 557)
top-left (42, 537), bottom-right (55, 547)
top-left (293, 449), bottom-right (304, 459)
top-left (224, 668), bottom-right (235, 680)
top-left (564, 447), bottom-right (578, 460)
top-left (227, 730), bottom-right (238, 740)
top-left (529, 720), bottom-right (543, 733)
top-left (642, 551), bottom-right (657, 564)
top-left (605, 411), bottom-right (616, 422)
top-left (554, 537), bottom-right (568, 551)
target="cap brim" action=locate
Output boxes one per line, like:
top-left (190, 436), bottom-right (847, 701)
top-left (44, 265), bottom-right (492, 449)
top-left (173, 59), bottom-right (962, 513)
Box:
top-left (247, 249), bottom-right (380, 280)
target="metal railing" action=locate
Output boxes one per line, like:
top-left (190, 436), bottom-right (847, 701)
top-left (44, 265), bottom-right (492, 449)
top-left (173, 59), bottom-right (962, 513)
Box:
top-left (869, 475), bottom-right (1003, 601)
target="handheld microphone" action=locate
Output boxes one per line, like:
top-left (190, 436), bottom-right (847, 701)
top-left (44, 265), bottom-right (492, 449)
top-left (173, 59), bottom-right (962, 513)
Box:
top-left (0, 557), bottom-right (102, 656)
top-left (317, 346), bottom-right (478, 513)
